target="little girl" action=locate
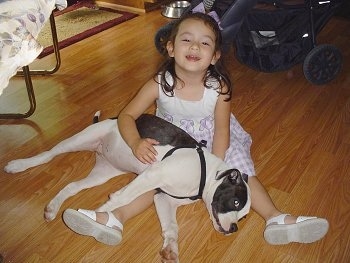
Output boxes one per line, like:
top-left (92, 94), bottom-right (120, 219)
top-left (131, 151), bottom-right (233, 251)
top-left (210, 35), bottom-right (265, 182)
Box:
top-left (63, 12), bottom-right (329, 257)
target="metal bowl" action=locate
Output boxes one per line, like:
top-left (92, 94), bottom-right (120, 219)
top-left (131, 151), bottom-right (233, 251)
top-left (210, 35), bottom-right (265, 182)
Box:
top-left (161, 1), bottom-right (191, 19)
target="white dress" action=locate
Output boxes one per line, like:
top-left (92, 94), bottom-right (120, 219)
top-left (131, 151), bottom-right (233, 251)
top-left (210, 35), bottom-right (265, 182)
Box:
top-left (155, 74), bottom-right (256, 176)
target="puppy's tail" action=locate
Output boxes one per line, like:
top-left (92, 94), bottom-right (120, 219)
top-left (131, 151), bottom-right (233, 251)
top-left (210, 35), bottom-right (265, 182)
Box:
top-left (93, 111), bottom-right (101, 123)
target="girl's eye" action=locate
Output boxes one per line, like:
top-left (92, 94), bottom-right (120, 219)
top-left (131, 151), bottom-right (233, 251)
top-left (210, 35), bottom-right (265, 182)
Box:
top-left (182, 39), bottom-right (190, 42)
top-left (202, 42), bottom-right (210, 46)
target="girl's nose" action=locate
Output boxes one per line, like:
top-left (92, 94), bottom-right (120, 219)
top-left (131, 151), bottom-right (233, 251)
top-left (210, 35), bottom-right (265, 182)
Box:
top-left (190, 42), bottom-right (199, 50)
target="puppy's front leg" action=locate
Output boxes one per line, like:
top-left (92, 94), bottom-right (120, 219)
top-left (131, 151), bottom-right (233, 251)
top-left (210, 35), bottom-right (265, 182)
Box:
top-left (154, 193), bottom-right (191, 263)
top-left (97, 165), bottom-right (163, 212)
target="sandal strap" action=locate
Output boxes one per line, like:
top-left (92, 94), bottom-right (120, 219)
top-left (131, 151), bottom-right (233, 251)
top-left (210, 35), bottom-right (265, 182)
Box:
top-left (106, 211), bottom-right (124, 231)
top-left (77, 209), bottom-right (123, 231)
top-left (78, 209), bottom-right (97, 220)
top-left (266, 213), bottom-right (290, 226)
top-left (296, 216), bottom-right (317, 223)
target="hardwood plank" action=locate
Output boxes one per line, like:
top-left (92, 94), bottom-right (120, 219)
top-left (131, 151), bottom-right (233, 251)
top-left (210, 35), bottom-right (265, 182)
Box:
top-left (0, 9), bottom-right (349, 263)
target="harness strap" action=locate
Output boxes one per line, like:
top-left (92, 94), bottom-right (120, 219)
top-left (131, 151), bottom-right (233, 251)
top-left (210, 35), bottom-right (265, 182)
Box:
top-left (157, 141), bottom-right (207, 200)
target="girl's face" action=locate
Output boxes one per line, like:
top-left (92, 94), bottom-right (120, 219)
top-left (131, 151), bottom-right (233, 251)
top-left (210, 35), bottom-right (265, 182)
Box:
top-left (167, 18), bottom-right (221, 75)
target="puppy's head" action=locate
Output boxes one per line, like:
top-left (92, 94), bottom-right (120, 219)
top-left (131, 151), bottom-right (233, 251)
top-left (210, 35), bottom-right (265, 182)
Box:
top-left (205, 169), bottom-right (251, 235)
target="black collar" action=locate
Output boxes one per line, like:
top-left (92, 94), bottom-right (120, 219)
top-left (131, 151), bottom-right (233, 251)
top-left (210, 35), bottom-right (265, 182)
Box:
top-left (157, 141), bottom-right (207, 200)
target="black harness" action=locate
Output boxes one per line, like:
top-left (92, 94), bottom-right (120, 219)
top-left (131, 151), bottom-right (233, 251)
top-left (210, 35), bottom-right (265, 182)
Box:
top-left (157, 141), bottom-right (207, 200)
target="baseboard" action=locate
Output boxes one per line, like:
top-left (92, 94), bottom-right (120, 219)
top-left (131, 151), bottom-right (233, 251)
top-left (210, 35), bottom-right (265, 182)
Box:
top-left (95, 0), bottom-right (170, 14)
top-left (95, 1), bottom-right (146, 14)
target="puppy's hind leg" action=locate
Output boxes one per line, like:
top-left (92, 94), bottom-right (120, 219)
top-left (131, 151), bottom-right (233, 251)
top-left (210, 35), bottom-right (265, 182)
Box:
top-left (44, 153), bottom-right (123, 221)
top-left (4, 120), bottom-right (113, 173)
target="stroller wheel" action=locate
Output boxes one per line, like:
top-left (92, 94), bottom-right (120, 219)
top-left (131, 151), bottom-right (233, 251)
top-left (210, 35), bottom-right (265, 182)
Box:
top-left (154, 21), bottom-right (176, 55)
top-left (303, 44), bottom-right (342, 85)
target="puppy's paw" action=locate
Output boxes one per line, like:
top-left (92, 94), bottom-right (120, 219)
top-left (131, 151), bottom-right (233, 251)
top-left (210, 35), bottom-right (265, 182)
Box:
top-left (44, 201), bottom-right (60, 222)
top-left (4, 160), bottom-right (28, 173)
top-left (160, 245), bottom-right (178, 263)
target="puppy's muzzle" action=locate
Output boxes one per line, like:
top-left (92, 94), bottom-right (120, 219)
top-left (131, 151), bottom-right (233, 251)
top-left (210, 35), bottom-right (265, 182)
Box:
top-left (220, 222), bottom-right (238, 234)
top-left (212, 207), bottom-right (238, 235)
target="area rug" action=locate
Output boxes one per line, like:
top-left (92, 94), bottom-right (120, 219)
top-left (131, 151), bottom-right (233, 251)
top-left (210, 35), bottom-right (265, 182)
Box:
top-left (37, 1), bottom-right (138, 58)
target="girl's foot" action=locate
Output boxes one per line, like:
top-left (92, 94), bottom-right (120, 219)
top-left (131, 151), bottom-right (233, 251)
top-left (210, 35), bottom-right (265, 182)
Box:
top-left (63, 208), bottom-right (123, 245)
top-left (264, 214), bottom-right (329, 245)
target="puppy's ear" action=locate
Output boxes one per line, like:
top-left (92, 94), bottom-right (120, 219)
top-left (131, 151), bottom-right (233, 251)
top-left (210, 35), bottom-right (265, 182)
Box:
top-left (227, 169), bottom-right (241, 184)
top-left (242, 173), bottom-right (248, 183)
top-left (215, 170), bottom-right (227, 180)
top-left (216, 169), bottom-right (243, 182)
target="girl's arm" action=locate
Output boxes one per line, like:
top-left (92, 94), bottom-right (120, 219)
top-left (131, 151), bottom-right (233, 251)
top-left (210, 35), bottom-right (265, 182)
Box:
top-left (212, 91), bottom-right (231, 160)
top-left (118, 78), bottom-right (159, 164)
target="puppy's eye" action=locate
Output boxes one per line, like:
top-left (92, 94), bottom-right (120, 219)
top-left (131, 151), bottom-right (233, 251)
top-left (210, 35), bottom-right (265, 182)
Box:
top-left (234, 200), bottom-right (240, 208)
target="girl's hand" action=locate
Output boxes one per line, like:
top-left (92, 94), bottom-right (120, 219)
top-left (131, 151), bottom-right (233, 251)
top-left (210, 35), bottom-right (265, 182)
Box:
top-left (131, 138), bottom-right (159, 164)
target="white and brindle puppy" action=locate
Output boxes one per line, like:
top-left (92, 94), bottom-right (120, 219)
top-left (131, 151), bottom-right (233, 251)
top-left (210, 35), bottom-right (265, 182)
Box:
top-left (4, 114), bottom-right (251, 260)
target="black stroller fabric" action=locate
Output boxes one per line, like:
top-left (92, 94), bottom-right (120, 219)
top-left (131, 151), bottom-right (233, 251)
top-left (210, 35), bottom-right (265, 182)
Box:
top-left (234, 1), bottom-right (339, 72)
top-left (155, 0), bottom-right (258, 54)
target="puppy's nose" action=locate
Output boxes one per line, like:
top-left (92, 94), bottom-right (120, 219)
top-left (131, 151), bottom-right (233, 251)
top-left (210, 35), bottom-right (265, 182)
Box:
top-left (229, 223), bottom-right (238, 233)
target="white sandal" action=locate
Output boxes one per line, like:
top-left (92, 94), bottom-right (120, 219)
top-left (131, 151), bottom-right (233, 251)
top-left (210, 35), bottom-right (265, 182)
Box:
top-left (264, 213), bottom-right (329, 245)
top-left (63, 208), bottom-right (123, 245)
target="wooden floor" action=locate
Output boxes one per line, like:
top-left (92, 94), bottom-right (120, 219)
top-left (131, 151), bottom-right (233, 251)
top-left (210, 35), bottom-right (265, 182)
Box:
top-left (0, 8), bottom-right (349, 263)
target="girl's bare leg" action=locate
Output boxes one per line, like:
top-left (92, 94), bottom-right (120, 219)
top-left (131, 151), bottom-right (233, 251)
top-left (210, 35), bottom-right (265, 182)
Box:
top-left (248, 176), bottom-right (297, 223)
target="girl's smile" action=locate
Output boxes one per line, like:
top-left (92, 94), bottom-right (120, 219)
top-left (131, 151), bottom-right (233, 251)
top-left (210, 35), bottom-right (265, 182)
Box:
top-left (185, 54), bottom-right (201, 62)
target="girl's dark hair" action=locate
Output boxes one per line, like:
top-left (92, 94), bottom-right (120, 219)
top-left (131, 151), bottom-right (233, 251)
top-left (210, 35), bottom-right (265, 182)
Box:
top-left (154, 12), bottom-right (232, 101)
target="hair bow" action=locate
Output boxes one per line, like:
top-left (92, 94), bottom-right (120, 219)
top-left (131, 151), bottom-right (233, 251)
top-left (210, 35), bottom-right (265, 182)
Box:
top-left (191, 2), bottom-right (222, 29)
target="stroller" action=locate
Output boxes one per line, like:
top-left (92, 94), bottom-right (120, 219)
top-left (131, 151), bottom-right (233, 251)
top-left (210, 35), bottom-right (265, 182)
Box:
top-left (154, 0), bottom-right (343, 85)
top-left (234, 0), bottom-right (343, 85)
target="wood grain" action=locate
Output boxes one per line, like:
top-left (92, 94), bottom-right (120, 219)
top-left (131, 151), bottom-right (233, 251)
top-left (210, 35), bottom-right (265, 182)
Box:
top-left (0, 9), bottom-right (349, 263)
